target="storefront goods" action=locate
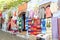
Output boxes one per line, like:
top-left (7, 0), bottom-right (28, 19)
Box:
top-left (29, 10), bottom-right (34, 18)
top-left (45, 6), bottom-right (51, 18)
top-left (52, 17), bottom-right (58, 40)
top-left (27, 18), bottom-right (41, 35)
top-left (46, 18), bottom-right (51, 28)
top-left (41, 19), bottom-right (46, 34)
top-left (57, 18), bottom-right (60, 40)
top-left (17, 17), bottom-right (23, 31)
top-left (38, 7), bottom-right (45, 19)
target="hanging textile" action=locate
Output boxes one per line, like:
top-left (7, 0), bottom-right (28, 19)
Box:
top-left (53, 10), bottom-right (60, 18)
top-left (11, 12), bottom-right (18, 31)
top-left (41, 19), bottom-right (46, 34)
top-left (0, 11), bottom-right (2, 17)
top-left (46, 18), bottom-right (51, 28)
top-left (29, 10), bottom-right (34, 18)
top-left (17, 17), bottom-right (23, 31)
top-left (11, 19), bottom-right (17, 30)
top-left (26, 11), bottom-right (29, 18)
top-left (52, 17), bottom-right (58, 40)
top-left (57, 18), bottom-right (60, 40)
top-left (25, 17), bottom-right (29, 30)
top-left (0, 17), bottom-right (2, 29)
top-left (45, 6), bottom-right (51, 18)
top-left (38, 7), bottom-right (45, 19)
top-left (28, 18), bottom-right (41, 35)
top-left (50, 2), bottom-right (58, 13)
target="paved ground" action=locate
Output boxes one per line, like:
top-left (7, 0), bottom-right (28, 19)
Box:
top-left (0, 30), bottom-right (26, 40)
top-left (0, 30), bottom-right (52, 40)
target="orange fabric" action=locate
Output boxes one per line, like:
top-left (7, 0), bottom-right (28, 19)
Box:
top-left (45, 7), bottom-right (51, 18)
top-left (18, 3), bottom-right (27, 11)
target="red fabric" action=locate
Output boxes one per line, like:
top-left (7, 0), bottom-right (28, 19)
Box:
top-left (8, 22), bottom-right (11, 31)
top-left (28, 18), bottom-right (41, 35)
top-left (0, 12), bottom-right (2, 17)
top-left (58, 18), bottom-right (60, 40)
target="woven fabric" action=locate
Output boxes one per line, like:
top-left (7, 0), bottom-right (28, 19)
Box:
top-left (57, 18), bottom-right (60, 40)
top-left (52, 17), bottom-right (58, 40)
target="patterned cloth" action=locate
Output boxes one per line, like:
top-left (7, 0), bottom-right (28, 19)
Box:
top-left (11, 18), bottom-right (17, 31)
top-left (41, 19), bottom-right (46, 34)
top-left (52, 17), bottom-right (58, 40)
top-left (17, 17), bottom-right (23, 31)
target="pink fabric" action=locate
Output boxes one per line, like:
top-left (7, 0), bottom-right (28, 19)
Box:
top-left (29, 10), bottom-right (34, 18)
top-left (0, 13), bottom-right (2, 17)
top-left (11, 19), bottom-right (17, 28)
top-left (45, 7), bottom-right (51, 18)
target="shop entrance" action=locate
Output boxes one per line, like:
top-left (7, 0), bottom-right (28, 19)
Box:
top-left (21, 12), bottom-right (26, 31)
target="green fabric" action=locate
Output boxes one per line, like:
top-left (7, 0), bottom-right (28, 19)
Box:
top-left (17, 17), bottom-right (23, 30)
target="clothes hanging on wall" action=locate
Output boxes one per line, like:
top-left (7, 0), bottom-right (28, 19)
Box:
top-left (41, 19), bottom-right (46, 34)
top-left (38, 7), bottom-right (45, 19)
top-left (53, 10), bottom-right (60, 18)
top-left (0, 12), bottom-right (2, 29)
top-left (45, 7), bottom-right (51, 18)
top-left (57, 18), bottom-right (60, 40)
top-left (0, 14), bottom-right (2, 17)
top-left (28, 18), bottom-right (41, 35)
top-left (52, 17), bottom-right (58, 40)
top-left (26, 11), bottom-right (29, 18)
top-left (11, 18), bottom-right (17, 31)
top-left (29, 10), bottom-right (34, 18)
top-left (25, 17), bottom-right (29, 30)
top-left (46, 18), bottom-right (51, 28)
top-left (17, 17), bottom-right (23, 31)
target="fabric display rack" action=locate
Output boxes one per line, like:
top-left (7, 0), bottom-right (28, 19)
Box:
top-left (28, 18), bottom-right (41, 35)
top-left (25, 17), bottom-right (41, 35)
top-left (1, 0), bottom-right (60, 40)
top-left (41, 19), bottom-right (46, 34)
top-left (25, 1), bottom-right (52, 40)
top-left (51, 17), bottom-right (60, 40)
top-left (52, 17), bottom-right (58, 40)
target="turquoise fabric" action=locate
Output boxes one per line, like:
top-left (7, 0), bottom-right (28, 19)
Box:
top-left (17, 17), bottom-right (23, 30)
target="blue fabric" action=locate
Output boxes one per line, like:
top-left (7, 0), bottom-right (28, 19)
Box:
top-left (41, 19), bottom-right (46, 34)
top-left (25, 18), bottom-right (29, 30)
top-left (41, 19), bottom-right (46, 27)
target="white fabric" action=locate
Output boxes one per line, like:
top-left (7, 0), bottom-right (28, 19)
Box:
top-left (53, 10), bottom-right (60, 18)
top-left (12, 16), bottom-right (17, 20)
top-left (50, 2), bottom-right (58, 13)
top-left (2, 22), bottom-right (7, 31)
top-left (38, 7), bottom-right (45, 19)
